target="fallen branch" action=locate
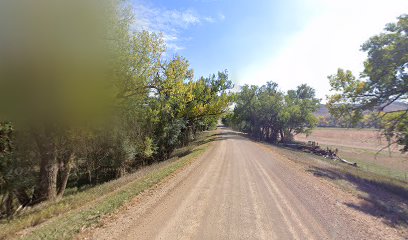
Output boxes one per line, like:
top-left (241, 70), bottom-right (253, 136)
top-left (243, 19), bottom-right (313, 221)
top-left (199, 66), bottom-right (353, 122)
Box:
top-left (336, 157), bottom-right (357, 167)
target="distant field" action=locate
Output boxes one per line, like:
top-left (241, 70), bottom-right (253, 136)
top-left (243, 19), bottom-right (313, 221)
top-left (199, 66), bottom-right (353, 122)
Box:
top-left (295, 128), bottom-right (408, 180)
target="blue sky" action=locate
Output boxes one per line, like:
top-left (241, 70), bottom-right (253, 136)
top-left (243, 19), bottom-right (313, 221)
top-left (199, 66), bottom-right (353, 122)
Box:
top-left (131, 0), bottom-right (408, 99)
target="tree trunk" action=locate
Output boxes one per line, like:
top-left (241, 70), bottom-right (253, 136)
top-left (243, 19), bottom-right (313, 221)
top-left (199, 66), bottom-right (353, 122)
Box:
top-left (192, 124), bottom-right (197, 136)
top-left (38, 158), bottom-right (58, 201)
top-left (57, 153), bottom-right (74, 198)
top-left (266, 127), bottom-right (271, 142)
top-left (5, 192), bottom-right (14, 217)
top-left (33, 133), bottom-right (59, 202)
top-left (14, 188), bottom-right (31, 207)
top-left (271, 129), bottom-right (278, 143)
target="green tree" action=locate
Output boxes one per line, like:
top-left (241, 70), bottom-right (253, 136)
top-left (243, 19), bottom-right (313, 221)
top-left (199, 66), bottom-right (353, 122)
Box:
top-left (231, 82), bottom-right (319, 143)
top-left (327, 14), bottom-right (408, 152)
top-left (281, 84), bottom-right (319, 141)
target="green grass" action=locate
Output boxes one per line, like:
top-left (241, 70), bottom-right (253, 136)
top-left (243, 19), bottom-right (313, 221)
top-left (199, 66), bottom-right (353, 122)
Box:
top-left (315, 127), bottom-right (378, 131)
top-left (0, 133), bottom-right (214, 240)
top-left (344, 157), bottom-right (408, 181)
top-left (271, 144), bottom-right (408, 198)
top-left (292, 135), bottom-right (408, 182)
top-left (311, 143), bottom-right (408, 181)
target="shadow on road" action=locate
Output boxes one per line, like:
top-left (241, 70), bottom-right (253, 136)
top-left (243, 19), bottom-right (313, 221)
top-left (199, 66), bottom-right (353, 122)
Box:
top-left (307, 167), bottom-right (408, 228)
top-left (192, 130), bottom-right (249, 147)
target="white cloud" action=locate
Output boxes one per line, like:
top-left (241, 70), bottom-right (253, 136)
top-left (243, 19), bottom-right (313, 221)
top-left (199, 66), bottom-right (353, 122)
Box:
top-left (204, 16), bottom-right (216, 23)
top-left (218, 13), bottom-right (226, 21)
top-left (237, 0), bottom-right (408, 100)
top-left (132, 3), bottom-right (223, 52)
top-left (177, 10), bottom-right (201, 24)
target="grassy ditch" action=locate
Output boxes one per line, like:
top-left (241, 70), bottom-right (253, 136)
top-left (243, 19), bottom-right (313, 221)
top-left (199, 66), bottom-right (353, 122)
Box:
top-left (270, 143), bottom-right (408, 195)
top-left (0, 132), bottom-right (215, 240)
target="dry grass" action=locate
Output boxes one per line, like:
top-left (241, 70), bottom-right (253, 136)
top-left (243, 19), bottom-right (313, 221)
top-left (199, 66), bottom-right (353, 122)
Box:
top-left (296, 127), bottom-right (402, 151)
top-left (296, 128), bottom-right (408, 180)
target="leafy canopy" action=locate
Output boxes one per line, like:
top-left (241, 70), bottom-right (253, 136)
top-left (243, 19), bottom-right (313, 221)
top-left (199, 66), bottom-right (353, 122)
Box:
top-left (327, 14), bottom-right (408, 152)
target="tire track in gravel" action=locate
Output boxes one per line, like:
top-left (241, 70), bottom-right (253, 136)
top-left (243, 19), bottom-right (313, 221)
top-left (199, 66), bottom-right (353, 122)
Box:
top-left (83, 129), bottom-right (404, 240)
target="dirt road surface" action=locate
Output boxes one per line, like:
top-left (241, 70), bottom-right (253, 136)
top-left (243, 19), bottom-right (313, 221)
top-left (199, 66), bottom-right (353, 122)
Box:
top-left (82, 129), bottom-right (404, 240)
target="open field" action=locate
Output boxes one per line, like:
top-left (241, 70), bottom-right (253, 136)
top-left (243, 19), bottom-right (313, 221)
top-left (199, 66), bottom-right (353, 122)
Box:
top-left (295, 128), bottom-right (408, 181)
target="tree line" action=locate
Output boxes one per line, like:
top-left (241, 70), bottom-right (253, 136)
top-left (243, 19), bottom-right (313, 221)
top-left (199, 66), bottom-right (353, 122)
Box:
top-left (0, 1), bottom-right (233, 217)
top-left (223, 82), bottom-right (320, 143)
top-left (225, 14), bottom-right (407, 154)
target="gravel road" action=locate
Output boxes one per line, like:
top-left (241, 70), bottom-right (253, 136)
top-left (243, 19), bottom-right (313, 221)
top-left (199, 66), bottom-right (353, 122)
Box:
top-left (82, 129), bottom-right (404, 240)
